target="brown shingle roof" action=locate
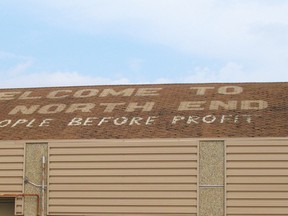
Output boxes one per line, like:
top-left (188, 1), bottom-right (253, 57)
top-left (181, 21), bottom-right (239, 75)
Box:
top-left (0, 82), bottom-right (287, 140)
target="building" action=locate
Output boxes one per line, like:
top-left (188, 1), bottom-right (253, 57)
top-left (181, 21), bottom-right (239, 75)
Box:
top-left (0, 82), bottom-right (287, 216)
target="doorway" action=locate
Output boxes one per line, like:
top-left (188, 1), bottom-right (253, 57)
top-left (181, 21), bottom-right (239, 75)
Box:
top-left (0, 198), bottom-right (15, 216)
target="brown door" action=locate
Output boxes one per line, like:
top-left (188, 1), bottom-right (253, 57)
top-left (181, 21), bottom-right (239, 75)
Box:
top-left (0, 198), bottom-right (15, 216)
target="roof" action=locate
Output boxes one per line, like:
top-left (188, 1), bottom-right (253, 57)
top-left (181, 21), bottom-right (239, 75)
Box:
top-left (0, 82), bottom-right (287, 140)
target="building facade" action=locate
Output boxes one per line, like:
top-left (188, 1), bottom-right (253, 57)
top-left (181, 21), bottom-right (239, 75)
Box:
top-left (0, 83), bottom-right (287, 215)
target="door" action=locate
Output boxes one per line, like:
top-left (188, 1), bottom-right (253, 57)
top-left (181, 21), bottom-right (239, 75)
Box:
top-left (0, 198), bottom-right (15, 216)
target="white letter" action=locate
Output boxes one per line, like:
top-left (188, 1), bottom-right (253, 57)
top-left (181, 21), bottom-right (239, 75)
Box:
top-left (0, 92), bottom-right (21, 100)
top-left (66, 103), bottom-right (95, 113)
top-left (172, 116), bottom-right (185, 124)
top-left (26, 119), bottom-right (36, 127)
top-left (83, 117), bottom-right (98, 126)
top-left (11, 119), bottom-right (28, 127)
top-left (241, 100), bottom-right (268, 110)
top-left (220, 115), bottom-right (233, 123)
top-left (178, 101), bottom-right (206, 111)
top-left (99, 88), bottom-right (134, 97)
top-left (209, 100), bottom-right (237, 110)
top-left (74, 89), bottom-right (99, 98)
top-left (241, 114), bottom-right (253, 123)
top-left (126, 102), bottom-right (154, 112)
top-left (0, 120), bottom-right (11, 127)
top-left (146, 116), bottom-right (158, 125)
top-left (135, 88), bottom-right (162, 96)
top-left (38, 104), bottom-right (66, 114)
top-left (234, 115), bottom-right (239, 123)
top-left (187, 116), bottom-right (200, 124)
top-left (190, 87), bottom-right (215, 95)
top-left (129, 117), bottom-right (143, 125)
top-left (98, 117), bottom-right (113, 125)
top-left (47, 90), bottom-right (72, 99)
top-left (9, 105), bottom-right (40, 115)
top-left (218, 86), bottom-right (243, 95)
top-left (68, 117), bottom-right (83, 126)
top-left (39, 119), bottom-right (53, 127)
top-left (100, 103), bottom-right (125, 112)
top-left (19, 91), bottom-right (41, 100)
top-left (202, 115), bottom-right (217, 124)
top-left (114, 117), bottom-right (128, 125)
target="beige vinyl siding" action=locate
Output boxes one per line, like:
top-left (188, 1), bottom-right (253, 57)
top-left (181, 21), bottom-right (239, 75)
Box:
top-left (0, 142), bottom-right (24, 194)
top-left (226, 139), bottom-right (288, 215)
top-left (48, 140), bottom-right (198, 216)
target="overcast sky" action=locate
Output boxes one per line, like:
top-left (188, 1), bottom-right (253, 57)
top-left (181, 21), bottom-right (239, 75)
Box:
top-left (1, 0), bottom-right (288, 88)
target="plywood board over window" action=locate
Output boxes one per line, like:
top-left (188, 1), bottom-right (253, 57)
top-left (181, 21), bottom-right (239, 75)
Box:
top-left (47, 140), bottom-right (198, 216)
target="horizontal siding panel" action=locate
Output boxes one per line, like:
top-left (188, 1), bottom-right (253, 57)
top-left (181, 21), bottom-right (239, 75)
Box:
top-left (50, 147), bottom-right (197, 155)
top-left (0, 170), bottom-right (23, 177)
top-left (0, 143), bottom-right (24, 149)
top-left (0, 163), bottom-right (23, 170)
top-left (49, 169), bottom-right (197, 176)
top-left (228, 199), bottom-right (288, 207)
top-left (226, 140), bottom-right (288, 146)
top-left (48, 140), bottom-right (198, 215)
top-left (0, 185), bottom-right (23, 192)
top-left (49, 161), bottom-right (197, 169)
top-left (229, 213), bottom-right (287, 216)
top-left (49, 191), bottom-right (197, 199)
top-left (0, 156), bottom-right (24, 163)
top-left (0, 149), bottom-right (24, 156)
top-left (227, 176), bottom-right (288, 184)
top-left (47, 214), bottom-right (196, 216)
top-left (227, 146), bottom-right (288, 154)
top-left (49, 176), bottom-right (197, 184)
top-left (227, 191), bottom-right (288, 199)
top-left (227, 161), bottom-right (288, 169)
top-left (50, 154), bottom-right (197, 162)
top-left (49, 198), bottom-right (197, 206)
top-left (227, 184), bottom-right (288, 191)
top-left (227, 207), bottom-right (288, 215)
top-left (227, 169), bottom-right (288, 176)
top-left (0, 177), bottom-right (23, 185)
top-left (50, 141), bottom-right (197, 147)
top-left (227, 154), bottom-right (288, 161)
top-left (49, 206), bottom-right (197, 214)
top-left (50, 184), bottom-right (197, 191)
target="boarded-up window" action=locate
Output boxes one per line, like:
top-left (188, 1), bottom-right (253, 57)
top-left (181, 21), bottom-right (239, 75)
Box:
top-left (48, 140), bottom-right (198, 215)
top-left (226, 139), bottom-right (288, 215)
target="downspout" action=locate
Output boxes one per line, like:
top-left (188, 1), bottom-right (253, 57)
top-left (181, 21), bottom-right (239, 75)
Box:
top-left (24, 155), bottom-right (47, 216)
top-left (41, 156), bottom-right (46, 216)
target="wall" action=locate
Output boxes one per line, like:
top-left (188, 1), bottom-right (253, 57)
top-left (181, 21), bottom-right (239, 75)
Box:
top-left (0, 138), bottom-right (288, 216)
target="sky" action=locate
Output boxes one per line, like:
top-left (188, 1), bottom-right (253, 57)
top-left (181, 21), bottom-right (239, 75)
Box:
top-left (0, 0), bottom-right (288, 88)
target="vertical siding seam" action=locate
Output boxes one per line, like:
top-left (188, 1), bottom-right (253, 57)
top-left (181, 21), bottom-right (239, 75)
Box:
top-left (47, 143), bottom-right (51, 215)
top-left (19, 141), bottom-right (25, 215)
top-left (22, 142), bottom-right (26, 194)
top-left (197, 140), bottom-right (200, 216)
